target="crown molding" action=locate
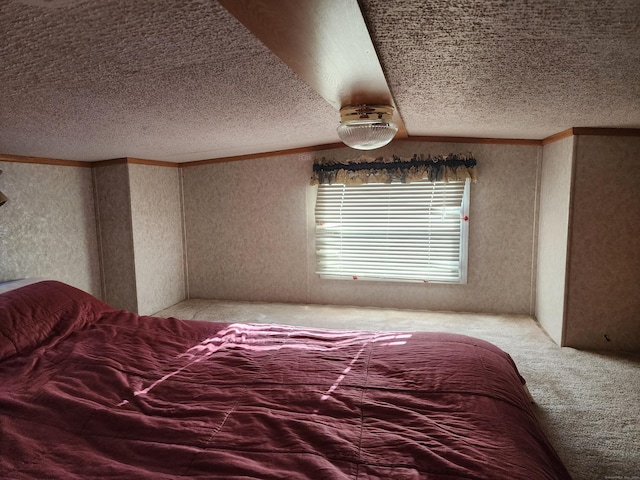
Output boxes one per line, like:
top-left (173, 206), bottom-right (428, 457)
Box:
top-left (2, 128), bottom-right (639, 167)
top-left (92, 157), bottom-right (180, 168)
top-left (0, 153), bottom-right (92, 167)
top-left (400, 135), bottom-right (541, 146)
top-left (542, 127), bottom-right (640, 145)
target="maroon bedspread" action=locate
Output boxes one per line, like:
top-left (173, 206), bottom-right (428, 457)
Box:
top-left (0, 281), bottom-right (570, 479)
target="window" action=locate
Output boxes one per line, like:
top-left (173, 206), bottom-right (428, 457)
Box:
top-left (314, 179), bottom-right (469, 284)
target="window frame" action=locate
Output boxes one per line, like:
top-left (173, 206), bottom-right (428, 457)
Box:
top-left (314, 178), bottom-right (470, 284)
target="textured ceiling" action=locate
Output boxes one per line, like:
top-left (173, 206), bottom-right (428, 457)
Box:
top-left (362, 0), bottom-right (640, 139)
top-left (1, 0), bottom-right (639, 162)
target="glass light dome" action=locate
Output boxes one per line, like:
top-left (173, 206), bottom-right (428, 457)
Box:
top-left (337, 105), bottom-right (398, 150)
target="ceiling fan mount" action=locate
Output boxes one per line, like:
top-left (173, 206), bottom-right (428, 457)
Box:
top-left (337, 104), bottom-right (398, 150)
top-left (339, 104), bottom-right (395, 122)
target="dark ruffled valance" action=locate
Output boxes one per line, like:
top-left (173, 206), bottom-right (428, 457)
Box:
top-left (310, 154), bottom-right (478, 185)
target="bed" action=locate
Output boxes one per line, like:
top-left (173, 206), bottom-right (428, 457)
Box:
top-left (0, 280), bottom-right (571, 479)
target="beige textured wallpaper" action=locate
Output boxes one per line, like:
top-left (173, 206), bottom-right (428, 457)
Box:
top-left (129, 164), bottom-right (186, 315)
top-left (4, 135), bottom-right (637, 350)
top-left (306, 142), bottom-right (540, 314)
top-left (0, 161), bottom-right (101, 295)
top-left (94, 162), bottom-right (186, 314)
top-left (93, 163), bottom-right (138, 311)
top-left (183, 142), bottom-right (540, 315)
top-left (184, 155), bottom-right (310, 303)
top-left (535, 137), bottom-right (575, 345)
top-left (565, 136), bottom-right (640, 350)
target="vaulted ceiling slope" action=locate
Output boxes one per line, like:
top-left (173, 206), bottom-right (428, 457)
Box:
top-left (1, 0), bottom-right (639, 163)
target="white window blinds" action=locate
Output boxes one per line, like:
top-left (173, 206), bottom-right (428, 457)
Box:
top-left (315, 179), bottom-right (469, 283)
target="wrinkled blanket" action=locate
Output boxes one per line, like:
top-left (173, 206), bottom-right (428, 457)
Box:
top-left (0, 281), bottom-right (571, 479)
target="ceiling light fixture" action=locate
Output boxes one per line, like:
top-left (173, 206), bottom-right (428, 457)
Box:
top-left (337, 104), bottom-right (398, 150)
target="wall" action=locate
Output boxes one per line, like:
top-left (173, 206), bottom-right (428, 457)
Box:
top-left (564, 136), bottom-right (640, 350)
top-left (94, 162), bottom-right (185, 315)
top-left (93, 163), bottom-right (138, 310)
top-left (3, 134), bottom-right (636, 348)
top-left (129, 164), bottom-right (186, 315)
top-left (184, 154), bottom-right (310, 304)
top-left (535, 136), bottom-right (574, 345)
top-left (183, 141), bottom-right (541, 315)
top-left (0, 161), bottom-right (101, 295)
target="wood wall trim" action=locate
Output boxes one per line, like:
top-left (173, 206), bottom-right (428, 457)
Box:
top-left (571, 127), bottom-right (640, 137)
top-left (126, 157), bottom-right (180, 168)
top-left (92, 157), bottom-right (180, 168)
top-left (541, 128), bottom-right (575, 145)
top-left (180, 142), bottom-right (346, 167)
top-left (91, 158), bottom-right (129, 167)
top-left (542, 127), bottom-right (640, 145)
top-left (0, 155), bottom-right (182, 168)
top-left (0, 153), bottom-right (92, 167)
top-left (2, 128), bottom-right (639, 168)
top-left (399, 136), bottom-right (542, 146)
top-left (179, 136), bottom-right (542, 167)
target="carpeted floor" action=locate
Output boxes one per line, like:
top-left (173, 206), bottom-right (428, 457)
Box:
top-left (156, 300), bottom-right (640, 480)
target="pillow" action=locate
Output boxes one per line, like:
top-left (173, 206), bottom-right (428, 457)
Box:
top-left (0, 281), bottom-right (114, 361)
